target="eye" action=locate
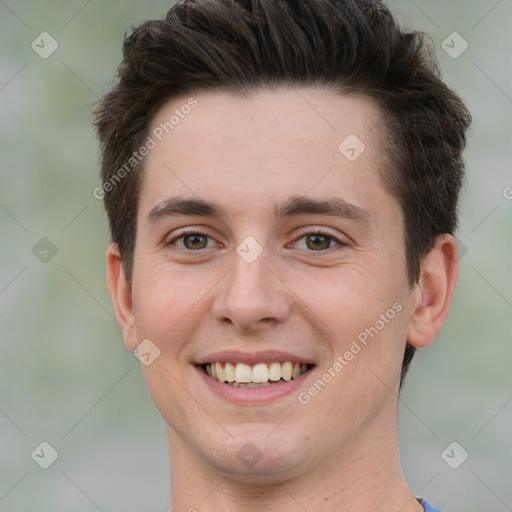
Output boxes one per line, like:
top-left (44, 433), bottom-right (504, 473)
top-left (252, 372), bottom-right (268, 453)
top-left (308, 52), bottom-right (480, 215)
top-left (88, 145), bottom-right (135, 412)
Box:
top-left (293, 231), bottom-right (343, 251)
top-left (166, 231), bottom-right (217, 250)
top-left (165, 229), bottom-right (344, 252)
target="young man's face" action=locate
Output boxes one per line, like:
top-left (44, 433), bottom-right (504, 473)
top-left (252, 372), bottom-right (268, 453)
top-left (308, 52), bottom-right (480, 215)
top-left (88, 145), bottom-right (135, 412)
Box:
top-left (109, 88), bottom-right (443, 481)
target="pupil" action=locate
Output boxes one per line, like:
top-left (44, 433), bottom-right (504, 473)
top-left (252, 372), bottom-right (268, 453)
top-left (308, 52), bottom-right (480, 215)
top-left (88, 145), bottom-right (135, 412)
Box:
top-left (307, 235), bottom-right (330, 250)
top-left (185, 235), bottom-right (204, 248)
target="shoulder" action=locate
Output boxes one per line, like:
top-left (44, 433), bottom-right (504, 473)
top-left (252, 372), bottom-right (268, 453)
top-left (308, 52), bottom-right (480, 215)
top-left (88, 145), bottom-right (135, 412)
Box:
top-left (417, 497), bottom-right (443, 512)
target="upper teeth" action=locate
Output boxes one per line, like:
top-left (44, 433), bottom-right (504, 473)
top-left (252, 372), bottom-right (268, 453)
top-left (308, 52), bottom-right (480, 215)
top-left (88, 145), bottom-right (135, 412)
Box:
top-left (205, 362), bottom-right (308, 384)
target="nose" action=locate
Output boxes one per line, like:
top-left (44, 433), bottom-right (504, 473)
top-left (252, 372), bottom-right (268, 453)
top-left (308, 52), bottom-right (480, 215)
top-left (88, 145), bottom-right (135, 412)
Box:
top-left (211, 249), bottom-right (291, 332)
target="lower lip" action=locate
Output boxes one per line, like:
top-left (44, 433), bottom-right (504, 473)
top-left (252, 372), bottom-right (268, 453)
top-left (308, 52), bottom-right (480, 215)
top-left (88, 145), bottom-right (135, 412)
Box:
top-left (196, 366), bottom-right (313, 404)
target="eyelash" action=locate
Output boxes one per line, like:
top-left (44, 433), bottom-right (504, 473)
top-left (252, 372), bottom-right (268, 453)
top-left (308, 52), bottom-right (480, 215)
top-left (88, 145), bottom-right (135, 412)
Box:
top-left (165, 229), bottom-right (346, 252)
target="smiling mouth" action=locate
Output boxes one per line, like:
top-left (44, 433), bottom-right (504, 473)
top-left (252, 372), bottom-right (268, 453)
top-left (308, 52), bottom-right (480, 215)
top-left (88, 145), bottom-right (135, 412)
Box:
top-left (201, 361), bottom-right (314, 387)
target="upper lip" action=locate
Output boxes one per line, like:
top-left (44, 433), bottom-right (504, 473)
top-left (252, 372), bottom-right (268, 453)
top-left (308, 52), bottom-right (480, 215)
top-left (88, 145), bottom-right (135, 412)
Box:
top-left (194, 350), bottom-right (316, 366)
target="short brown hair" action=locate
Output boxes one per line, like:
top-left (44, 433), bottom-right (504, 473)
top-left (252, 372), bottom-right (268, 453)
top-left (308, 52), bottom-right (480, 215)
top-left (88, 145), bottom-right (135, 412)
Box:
top-left (93, 0), bottom-right (471, 385)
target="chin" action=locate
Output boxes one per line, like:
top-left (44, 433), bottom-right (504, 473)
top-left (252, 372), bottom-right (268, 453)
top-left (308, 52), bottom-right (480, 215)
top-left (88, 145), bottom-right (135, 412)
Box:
top-left (197, 426), bottom-right (312, 483)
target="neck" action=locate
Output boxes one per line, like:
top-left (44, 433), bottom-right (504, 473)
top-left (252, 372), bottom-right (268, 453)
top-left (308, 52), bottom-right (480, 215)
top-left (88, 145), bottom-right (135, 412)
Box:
top-left (167, 407), bottom-right (423, 512)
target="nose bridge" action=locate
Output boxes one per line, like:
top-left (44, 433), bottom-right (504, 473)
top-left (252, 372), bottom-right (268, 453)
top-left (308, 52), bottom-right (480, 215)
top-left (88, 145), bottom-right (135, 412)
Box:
top-left (212, 243), bottom-right (289, 330)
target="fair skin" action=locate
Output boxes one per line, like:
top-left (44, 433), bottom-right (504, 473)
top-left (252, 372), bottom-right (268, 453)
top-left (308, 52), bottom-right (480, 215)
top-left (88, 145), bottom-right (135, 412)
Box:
top-left (107, 88), bottom-right (457, 512)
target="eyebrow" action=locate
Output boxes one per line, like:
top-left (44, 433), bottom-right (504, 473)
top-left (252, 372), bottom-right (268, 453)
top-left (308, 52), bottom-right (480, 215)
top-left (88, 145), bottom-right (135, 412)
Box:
top-left (146, 195), bottom-right (370, 225)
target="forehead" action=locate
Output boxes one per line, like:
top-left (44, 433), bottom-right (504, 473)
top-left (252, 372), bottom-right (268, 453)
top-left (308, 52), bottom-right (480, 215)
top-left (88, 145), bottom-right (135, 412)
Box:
top-left (139, 88), bottom-right (390, 220)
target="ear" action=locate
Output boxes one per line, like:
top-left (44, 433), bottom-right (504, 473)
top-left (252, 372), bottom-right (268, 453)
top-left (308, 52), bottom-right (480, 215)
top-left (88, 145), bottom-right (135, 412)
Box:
top-left (106, 243), bottom-right (138, 351)
top-left (406, 234), bottom-right (458, 348)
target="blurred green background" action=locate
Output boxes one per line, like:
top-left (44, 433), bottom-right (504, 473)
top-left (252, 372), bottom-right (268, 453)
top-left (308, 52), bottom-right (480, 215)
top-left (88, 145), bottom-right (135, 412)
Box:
top-left (0, 1), bottom-right (510, 511)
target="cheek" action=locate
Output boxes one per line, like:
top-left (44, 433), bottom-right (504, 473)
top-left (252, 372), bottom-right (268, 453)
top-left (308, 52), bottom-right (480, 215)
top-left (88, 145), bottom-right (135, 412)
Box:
top-left (297, 272), bottom-right (408, 426)
top-left (131, 261), bottom-right (212, 345)
top-left (290, 261), bottom-right (409, 378)
top-left (289, 260), bottom-right (405, 328)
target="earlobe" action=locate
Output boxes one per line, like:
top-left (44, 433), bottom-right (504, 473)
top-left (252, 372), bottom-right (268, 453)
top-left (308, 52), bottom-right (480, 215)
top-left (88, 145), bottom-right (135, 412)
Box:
top-left (106, 243), bottom-right (138, 351)
top-left (406, 234), bottom-right (458, 348)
